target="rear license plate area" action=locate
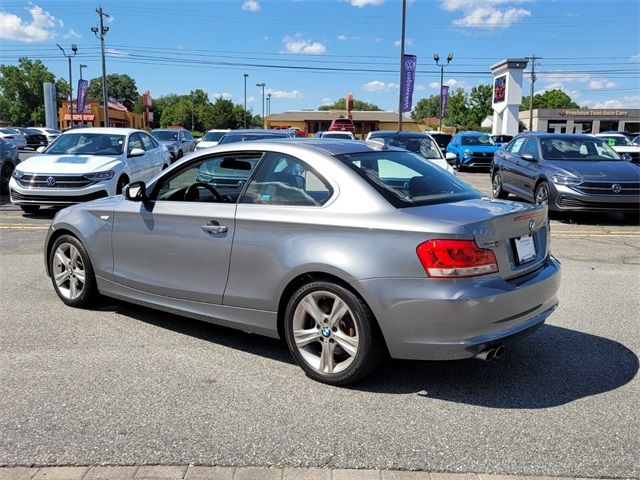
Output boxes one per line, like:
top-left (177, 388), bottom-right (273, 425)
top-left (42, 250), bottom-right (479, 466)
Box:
top-left (513, 234), bottom-right (536, 265)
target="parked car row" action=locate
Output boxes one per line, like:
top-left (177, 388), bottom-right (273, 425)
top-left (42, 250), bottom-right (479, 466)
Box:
top-left (0, 127), bottom-right (61, 150)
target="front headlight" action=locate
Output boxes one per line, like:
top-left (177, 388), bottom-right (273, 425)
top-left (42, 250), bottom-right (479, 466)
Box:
top-left (12, 170), bottom-right (24, 180)
top-left (84, 170), bottom-right (115, 182)
top-left (551, 174), bottom-right (582, 186)
top-left (463, 149), bottom-right (472, 157)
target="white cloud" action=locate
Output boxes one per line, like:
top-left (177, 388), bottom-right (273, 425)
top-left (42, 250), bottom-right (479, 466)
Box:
top-left (588, 79), bottom-right (618, 90)
top-left (0, 4), bottom-right (63, 43)
top-left (337, 34), bottom-right (348, 41)
top-left (63, 28), bottom-right (81, 39)
top-left (429, 79), bottom-right (459, 89)
top-left (212, 92), bottom-right (233, 100)
top-left (441, 0), bottom-right (532, 29)
top-left (348, 0), bottom-right (385, 7)
top-left (242, 0), bottom-right (261, 12)
top-left (283, 35), bottom-right (326, 55)
top-left (416, 84), bottom-right (425, 91)
top-left (363, 81), bottom-right (398, 92)
top-left (394, 38), bottom-right (413, 47)
top-left (539, 72), bottom-right (618, 94)
top-left (266, 89), bottom-right (303, 99)
top-left (106, 48), bottom-right (128, 57)
top-left (591, 96), bottom-right (640, 109)
top-left (321, 97), bottom-right (333, 105)
top-left (247, 95), bottom-right (256, 102)
top-left (630, 54), bottom-right (640, 63)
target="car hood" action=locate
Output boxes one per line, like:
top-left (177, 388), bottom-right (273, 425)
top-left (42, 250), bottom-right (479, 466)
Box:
top-left (196, 141), bottom-right (219, 148)
top-left (460, 144), bottom-right (499, 153)
top-left (15, 153), bottom-right (122, 174)
top-left (611, 145), bottom-right (640, 153)
top-left (157, 140), bottom-right (180, 148)
top-left (546, 160), bottom-right (640, 181)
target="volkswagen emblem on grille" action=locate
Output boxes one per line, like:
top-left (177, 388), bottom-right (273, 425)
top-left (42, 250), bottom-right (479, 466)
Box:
top-left (528, 219), bottom-right (536, 232)
top-left (46, 176), bottom-right (56, 187)
top-left (482, 152), bottom-right (487, 157)
top-left (611, 183), bottom-right (622, 194)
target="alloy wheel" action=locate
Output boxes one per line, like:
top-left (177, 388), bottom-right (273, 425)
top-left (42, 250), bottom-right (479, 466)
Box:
top-left (535, 183), bottom-right (549, 204)
top-left (292, 290), bottom-right (359, 375)
top-left (52, 242), bottom-right (86, 300)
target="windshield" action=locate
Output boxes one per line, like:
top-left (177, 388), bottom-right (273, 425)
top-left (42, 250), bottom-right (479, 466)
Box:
top-left (374, 135), bottom-right (443, 160)
top-left (461, 135), bottom-right (495, 146)
top-left (541, 138), bottom-right (623, 161)
top-left (152, 130), bottom-right (179, 141)
top-left (44, 133), bottom-right (125, 156)
top-left (599, 136), bottom-right (633, 146)
top-left (429, 133), bottom-right (452, 148)
top-left (218, 132), bottom-right (288, 144)
top-left (321, 133), bottom-right (353, 139)
top-left (202, 131), bottom-right (227, 142)
top-left (338, 151), bottom-right (479, 208)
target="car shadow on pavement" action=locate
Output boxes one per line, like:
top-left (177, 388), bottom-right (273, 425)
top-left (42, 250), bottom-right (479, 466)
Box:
top-left (551, 210), bottom-right (640, 226)
top-left (357, 325), bottom-right (639, 408)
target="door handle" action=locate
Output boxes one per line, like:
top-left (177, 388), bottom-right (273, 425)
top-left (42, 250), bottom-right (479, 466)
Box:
top-left (202, 221), bottom-right (228, 234)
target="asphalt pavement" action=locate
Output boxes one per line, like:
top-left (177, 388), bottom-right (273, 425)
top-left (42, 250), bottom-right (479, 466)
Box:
top-left (0, 170), bottom-right (638, 478)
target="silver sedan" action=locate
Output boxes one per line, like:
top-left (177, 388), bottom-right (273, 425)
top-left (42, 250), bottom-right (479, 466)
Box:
top-left (44, 139), bottom-right (561, 385)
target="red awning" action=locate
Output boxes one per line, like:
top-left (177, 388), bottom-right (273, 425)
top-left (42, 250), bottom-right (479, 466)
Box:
top-left (63, 114), bottom-right (95, 121)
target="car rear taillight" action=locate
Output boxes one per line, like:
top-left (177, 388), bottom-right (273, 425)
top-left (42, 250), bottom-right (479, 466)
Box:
top-left (416, 239), bottom-right (498, 278)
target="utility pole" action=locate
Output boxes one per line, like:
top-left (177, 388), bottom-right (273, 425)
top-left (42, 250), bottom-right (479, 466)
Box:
top-left (256, 83), bottom-right (266, 128)
top-left (92, 6), bottom-right (110, 127)
top-left (79, 64), bottom-right (87, 125)
top-left (191, 94), bottom-right (195, 131)
top-left (267, 93), bottom-right (272, 116)
top-left (526, 55), bottom-right (539, 131)
top-left (243, 73), bottom-right (248, 128)
top-left (57, 43), bottom-right (77, 128)
top-left (397, 0), bottom-right (407, 131)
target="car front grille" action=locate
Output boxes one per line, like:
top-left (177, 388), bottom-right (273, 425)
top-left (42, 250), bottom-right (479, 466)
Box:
top-left (16, 174), bottom-right (94, 189)
top-left (469, 152), bottom-right (493, 165)
top-left (575, 181), bottom-right (640, 196)
top-left (10, 189), bottom-right (108, 203)
top-left (557, 196), bottom-right (640, 210)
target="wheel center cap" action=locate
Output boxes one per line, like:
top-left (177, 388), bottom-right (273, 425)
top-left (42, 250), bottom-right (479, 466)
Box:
top-left (321, 327), bottom-right (331, 338)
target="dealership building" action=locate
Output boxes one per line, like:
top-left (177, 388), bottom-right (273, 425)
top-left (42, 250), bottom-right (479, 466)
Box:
top-left (519, 108), bottom-right (640, 135)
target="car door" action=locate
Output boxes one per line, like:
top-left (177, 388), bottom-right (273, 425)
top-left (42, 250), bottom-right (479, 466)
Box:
top-left (111, 151), bottom-right (265, 304)
top-left (497, 137), bottom-right (526, 192)
top-left (140, 132), bottom-right (163, 175)
top-left (511, 138), bottom-right (542, 200)
top-left (125, 133), bottom-right (149, 182)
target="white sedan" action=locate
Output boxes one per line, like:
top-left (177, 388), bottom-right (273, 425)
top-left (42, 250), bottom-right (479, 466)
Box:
top-left (0, 128), bottom-right (28, 149)
top-left (9, 127), bottom-right (170, 214)
top-left (194, 129), bottom-right (230, 151)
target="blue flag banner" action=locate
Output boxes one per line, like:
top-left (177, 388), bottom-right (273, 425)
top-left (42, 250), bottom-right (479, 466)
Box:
top-left (440, 85), bottom-right (450, 118)
top-left (401, 54), bottom-right (417, 113)
top-left (76, 79), bottom-right (89, 114)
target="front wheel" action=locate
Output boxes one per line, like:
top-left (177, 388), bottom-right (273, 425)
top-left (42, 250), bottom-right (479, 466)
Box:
top-left (116, 176), bottom-right (129, 195)
top-left (492, 171), bottom-right (509, 199)
top-left (535, 181), bottom-right (550, 205)
top-left (284, 281), bottom-right (384, 385)
top-left (49, 235), bottom-right (97, 308)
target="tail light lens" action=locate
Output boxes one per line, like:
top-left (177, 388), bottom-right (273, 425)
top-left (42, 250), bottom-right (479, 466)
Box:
top-left (417, 239), bottom-right (498, 278)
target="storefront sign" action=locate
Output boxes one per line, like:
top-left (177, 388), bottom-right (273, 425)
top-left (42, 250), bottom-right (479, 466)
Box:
top-left (559, 109), bottom-right (630, 117)
top-left (493, 75), bottom-right (506, 103)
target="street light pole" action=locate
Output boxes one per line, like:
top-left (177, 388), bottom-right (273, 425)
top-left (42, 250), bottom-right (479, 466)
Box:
top-left (92, 5), bottom-right (110, 127)
top-left (267, 93), bottom-right (272, 116)
top-left (57, 43), bottom-right (77, 128)
top-left (79, 64), bottom-right (87, 125)
top-left (433, 52), bottom-right (453, 131)
top-left (256, 83), bottom-right (266, 128)
top-left (243, 73), bottom-right (248, 129)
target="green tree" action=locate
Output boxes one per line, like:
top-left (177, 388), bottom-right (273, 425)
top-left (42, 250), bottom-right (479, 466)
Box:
top-left (466, 84), bottom-right (493, 127)
top-left (319, 98), bottom-right (381, 111)
top-left (411, 95), bottom-right (441, 121)
top-left (443, 88), bottom-right (469, 127)
top-left (87, 73), bottom-right (139, 110)
top-left (0, 57), bottom-right (57, 125)
top-left (55, 78), bottom-right (70, 106)
top-left (520, 89), bottom-right (579, 111)
top-left (160, 97), bottom-right (192, 128)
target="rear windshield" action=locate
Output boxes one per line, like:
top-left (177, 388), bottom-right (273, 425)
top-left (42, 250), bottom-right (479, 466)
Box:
top-left (429, 133), bottom-right (452, 148)
top-left (202, 131), bottom-right (227, 142)
top-left (152, 130), bottom-right (179, 141)
top-left (218, 132), bottom-right (288, 144)
top-left (599, 135), bottom-right (633, 146)
top-left (337, 150), bottom-right (479, 208)
top-left (44, 133), bottom-right (125, 155)
top-left (369, 135), bottom-right (443, 160)
top-left (333, 119), bottom-right (353, 125)
top-left (461, 135), bottom-right (495, 146)
top-left (321, 133), bottom-right (353, 139)
top-left (541, 138), bottom-right (623, 161)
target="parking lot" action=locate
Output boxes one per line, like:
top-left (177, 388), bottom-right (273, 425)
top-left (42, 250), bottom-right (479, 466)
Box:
top-left (0, 164), bottom-right (638, 478)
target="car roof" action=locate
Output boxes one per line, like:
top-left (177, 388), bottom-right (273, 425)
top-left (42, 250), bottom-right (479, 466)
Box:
top-left (209, 138), bottom-right (393, 156)
top-left (457, 131), bottom-right (489, 136)
top-left (62, 127), bottom-right (139, 135)
top-left (595, 132), bottom-right (625, 137)
top-left (368, 130), bottom-right (431, 137)
top-left (224, 129), bottom-right (290, 135)
top-left (516, 133), bottom-right (605, 141)
top-left (152, 128), bottom-right (187, 132)
top-left (205, 129), bottom-right (230, 132)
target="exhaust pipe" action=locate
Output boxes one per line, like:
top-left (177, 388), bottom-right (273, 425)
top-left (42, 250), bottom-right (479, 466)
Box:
top-left (476, 344), bottom-right (505, 361)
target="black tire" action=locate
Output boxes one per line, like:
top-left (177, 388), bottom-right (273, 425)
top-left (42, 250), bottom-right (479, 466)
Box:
top-left (534, 181), bottom-right (550, 205)
top-left (177, 150), bottom-right (183, 159)
top-left (284, 281), bottom-right (384, 385)
top-left (1, 162), bottom-right (14, 195)
top-left (492, 170), bottom-right (509, 199)
top-left (116, 175), bottom-right (129, 195)
top-left (20, 205), bottom-right (39, 214)
top-left (49, 234), bottom-right (98, 308)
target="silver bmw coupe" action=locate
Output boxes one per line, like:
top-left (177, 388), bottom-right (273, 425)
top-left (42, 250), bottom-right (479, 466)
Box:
top-left (45, 139), bottom-right (561, 385)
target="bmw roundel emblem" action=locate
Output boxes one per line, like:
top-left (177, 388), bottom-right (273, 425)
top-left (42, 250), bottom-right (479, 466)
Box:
top-left (612, 184), bottom-right (622, 194)
top-left (46, 176), bottom-right (56, 187)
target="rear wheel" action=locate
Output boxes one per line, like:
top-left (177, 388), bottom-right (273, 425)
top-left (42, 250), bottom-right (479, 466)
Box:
top-left (284, 281), bottom-right (384, 385)
top-left (49, 235), bottom-right (97, 308)
top-left (177, 150), bottom-right (183, 159)
top-left (535, 181), bottom-right (550, 205)
top-left (20, 205), bottom-right (39, 214)
top-left (492, 171), bottom-right (509, 199)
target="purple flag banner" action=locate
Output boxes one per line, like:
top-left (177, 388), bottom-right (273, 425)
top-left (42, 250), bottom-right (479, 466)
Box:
top-left (440, 85), bottom-right (450, 118)
top-left (401, 54), bottom-right (417, 113)
top-left (76, 79), bottom-right (88, 114)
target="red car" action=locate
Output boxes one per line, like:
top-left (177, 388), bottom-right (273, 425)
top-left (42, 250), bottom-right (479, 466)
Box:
top-left (329, 118), bottom-right (355, 133)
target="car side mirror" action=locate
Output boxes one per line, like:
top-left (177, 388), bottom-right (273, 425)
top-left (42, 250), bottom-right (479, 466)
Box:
top-left (521, 153), bottom-right (536, 162)
top-left (125, 181), bottom-right (147, 201)
top-left (36, 146), bottom-right (46, 153)
top-left (128, 147), bottom-right (145, 157)
top-left (622, 153), bottom-right (632, 161)
top-left (445, 152), bottom-right (457, 160)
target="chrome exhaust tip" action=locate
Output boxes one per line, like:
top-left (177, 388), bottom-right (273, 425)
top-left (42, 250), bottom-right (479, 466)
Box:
top-left (494, 345), bottom-right (505, 359)
top-left (476, 347), bottom-right (496, 361)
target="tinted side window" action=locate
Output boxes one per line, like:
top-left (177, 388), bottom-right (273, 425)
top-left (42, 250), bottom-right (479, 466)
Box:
top-left (521, 139), bottom-right (539, 159)
top-left (241, 153), bottom-right (333, 206)
top-left (140, 133), bottom-right (156, 151)
top-left (507, 137), bottom-right (526, 154)
top-left (127, 133), bottom-right (143, 153)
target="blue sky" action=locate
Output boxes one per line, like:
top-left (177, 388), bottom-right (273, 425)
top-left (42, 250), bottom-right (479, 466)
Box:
top-left (1, 0), bottom-right (639, 114)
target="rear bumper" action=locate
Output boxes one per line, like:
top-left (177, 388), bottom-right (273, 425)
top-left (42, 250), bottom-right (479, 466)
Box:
top-left (353, 255), bottom-right (561, 360)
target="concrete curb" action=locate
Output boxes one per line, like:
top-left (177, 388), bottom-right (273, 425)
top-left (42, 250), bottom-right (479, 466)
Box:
top-left (0, 466), bottom-right (626, 480)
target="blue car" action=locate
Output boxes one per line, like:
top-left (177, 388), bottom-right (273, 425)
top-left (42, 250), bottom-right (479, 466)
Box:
top-left (446, 131), bottom-right (499, 170)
